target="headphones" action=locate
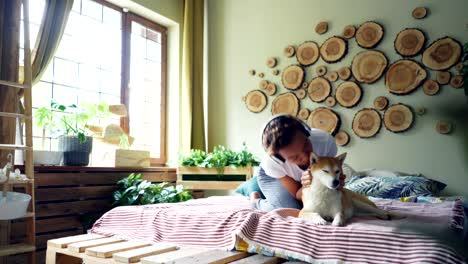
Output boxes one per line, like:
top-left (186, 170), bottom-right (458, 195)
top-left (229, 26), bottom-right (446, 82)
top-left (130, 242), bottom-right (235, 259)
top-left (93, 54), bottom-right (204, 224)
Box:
top-left (261, 114), bottom-right (311, 165)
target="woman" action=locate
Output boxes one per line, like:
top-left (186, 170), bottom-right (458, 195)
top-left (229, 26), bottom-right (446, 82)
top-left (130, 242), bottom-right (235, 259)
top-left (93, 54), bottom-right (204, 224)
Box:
top-left (251, 114), bottom-right (345, 211)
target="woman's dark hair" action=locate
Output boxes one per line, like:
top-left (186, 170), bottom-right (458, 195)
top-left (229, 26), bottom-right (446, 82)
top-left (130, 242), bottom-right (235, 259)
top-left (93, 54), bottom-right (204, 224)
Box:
top-left (262, 115), bottom-right (310, 156)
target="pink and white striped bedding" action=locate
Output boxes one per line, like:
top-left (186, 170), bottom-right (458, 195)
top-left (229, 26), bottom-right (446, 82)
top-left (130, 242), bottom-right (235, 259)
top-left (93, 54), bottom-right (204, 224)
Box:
top-left (90, 196), bottom-right (465, 264)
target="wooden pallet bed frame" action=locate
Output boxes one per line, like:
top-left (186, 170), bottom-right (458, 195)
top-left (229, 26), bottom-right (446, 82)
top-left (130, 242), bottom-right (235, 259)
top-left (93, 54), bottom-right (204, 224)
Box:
top-left (46, 234), bottom-right (304, 264)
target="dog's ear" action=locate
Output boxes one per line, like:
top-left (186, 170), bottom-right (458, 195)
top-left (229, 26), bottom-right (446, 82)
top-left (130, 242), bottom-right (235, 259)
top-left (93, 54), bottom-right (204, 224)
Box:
top-left (310, 152), bottom-right (318, 165)
top-left (336, 152), bottom-right (347, 164)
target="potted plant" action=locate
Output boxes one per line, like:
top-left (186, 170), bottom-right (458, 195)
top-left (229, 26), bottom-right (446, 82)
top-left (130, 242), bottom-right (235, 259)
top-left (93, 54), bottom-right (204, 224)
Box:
top-left (33, 106), bottom-right (63, 165)
top-left (177, 144), bottom-right (260, 190)
top-left (35, 101), bottom-right (109, 166)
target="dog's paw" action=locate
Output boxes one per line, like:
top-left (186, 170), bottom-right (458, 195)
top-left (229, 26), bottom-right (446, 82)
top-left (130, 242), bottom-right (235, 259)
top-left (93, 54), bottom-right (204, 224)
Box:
top-left (332, 217), bottom-right (345, 226)
top-left (311, 215), bottom-right (328, 225)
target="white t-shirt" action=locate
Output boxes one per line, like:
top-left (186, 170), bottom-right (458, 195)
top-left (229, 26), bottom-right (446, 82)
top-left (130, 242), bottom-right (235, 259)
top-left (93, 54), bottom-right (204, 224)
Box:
top-left (260, 128), bottom-right (337, 182)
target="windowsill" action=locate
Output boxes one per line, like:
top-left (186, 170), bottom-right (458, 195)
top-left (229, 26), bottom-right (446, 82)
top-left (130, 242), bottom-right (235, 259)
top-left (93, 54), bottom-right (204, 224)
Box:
top-left (16, 165), bottom-right (176, 172)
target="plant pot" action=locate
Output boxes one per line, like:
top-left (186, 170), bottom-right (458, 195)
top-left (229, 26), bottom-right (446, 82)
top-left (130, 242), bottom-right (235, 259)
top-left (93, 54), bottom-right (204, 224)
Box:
top-left (58, 136), bottom-right (93, 166)
top-left (33, 150), bottom-right (63, 166)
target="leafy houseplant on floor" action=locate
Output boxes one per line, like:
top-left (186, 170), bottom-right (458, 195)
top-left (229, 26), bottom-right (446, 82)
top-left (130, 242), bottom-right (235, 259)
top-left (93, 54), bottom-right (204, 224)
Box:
top-left (177, 144), bottom-right (260, 190)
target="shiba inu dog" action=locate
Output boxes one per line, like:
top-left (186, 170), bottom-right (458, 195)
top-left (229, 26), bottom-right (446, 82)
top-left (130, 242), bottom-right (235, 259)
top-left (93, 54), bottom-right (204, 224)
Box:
top-left (299, 152), bottom-right (399, 226)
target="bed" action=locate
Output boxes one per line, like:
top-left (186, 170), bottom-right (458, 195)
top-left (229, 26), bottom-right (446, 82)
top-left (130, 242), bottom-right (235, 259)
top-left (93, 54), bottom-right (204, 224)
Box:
top-left (84, 195), bottom-right (466, 263)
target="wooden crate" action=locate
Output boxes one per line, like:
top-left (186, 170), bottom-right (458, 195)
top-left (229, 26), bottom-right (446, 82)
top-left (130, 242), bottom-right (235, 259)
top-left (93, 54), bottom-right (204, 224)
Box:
top-left (177, 166), bottom-right (252, 190)
top-left (45, 234), bottom-right (293, 264)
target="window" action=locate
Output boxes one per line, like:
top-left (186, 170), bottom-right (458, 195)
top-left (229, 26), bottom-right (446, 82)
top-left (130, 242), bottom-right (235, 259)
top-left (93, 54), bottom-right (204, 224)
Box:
top-left (23, 0), bottom-right (167, 165)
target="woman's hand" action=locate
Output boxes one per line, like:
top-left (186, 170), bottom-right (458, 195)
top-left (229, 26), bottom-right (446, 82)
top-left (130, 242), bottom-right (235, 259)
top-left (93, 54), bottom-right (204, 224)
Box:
top-left (301, 170), bottom-right (312, 187)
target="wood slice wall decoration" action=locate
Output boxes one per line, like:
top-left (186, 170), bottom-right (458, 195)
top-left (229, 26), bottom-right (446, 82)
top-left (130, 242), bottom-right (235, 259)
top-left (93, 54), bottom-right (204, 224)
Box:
top-left (383, 104), bottom-right (414, 133)
top-left (297, 41), bottom-right (320, 66)
top-left (282, 65), bottom-right (305, 90)
top-left (385, 59), bottom-right (427, 95)
top-left (352, 108), bottom-right (381, 138)
top-left (338, 66), bottom-right (351, 80)
top-left (295, 88), bottom-right (306, 99)
top-left (244, 90), bottom-right (267, 113)
top-left (355, 21), bottom-right (384, 49)
top-left (308, 77), bottom-right (332, 102)
top-left (325, 96), bottom-right (336, 107)
top-left (315, 21), bottom-right (328, 34)
top-left (307, 107), bottom-right (341, 135)
top-left (450, 75), bottom-right (464, 88)
top-left (351, 50), bottom-right (388, 84)
top-left (271, 92), bottom-right (299, 116)
top-left (436, 71), bottom-right (451, 85)
top-left (436, 120), bottom-right (452, 134)
top-left (266, 57), bottom-right (277, 68)
top-left (394, 28), bottom-right (426, 57)
top-left (373, 96), bottom-right (389, 110)
top-left (422, 37), bottom-right (462, 70)
top-left (316, 65), bottom-right (327, 76)
top-left (335, 81), bottom-right (363, 108)
top-left (423, 79), bottom-right (440, 96)
top-left (320, 36), bottom-right (348, 63)
top-left (298, 108), bottom-right (310, 120)
top-left (335, 130), bottom-right (350, 146)
top-left (284, 45), bottom-right (295, 57)
top-left (265, 83), bottom-right (277, 96)
top-left (342, 25), bottom-right (356, 39)
top-left (412, 7), bottom-right (428, 19)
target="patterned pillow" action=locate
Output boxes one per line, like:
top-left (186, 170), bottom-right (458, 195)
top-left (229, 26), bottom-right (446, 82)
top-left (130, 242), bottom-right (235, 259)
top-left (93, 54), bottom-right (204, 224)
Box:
top-left (345, 175), bottom-right (447, 199)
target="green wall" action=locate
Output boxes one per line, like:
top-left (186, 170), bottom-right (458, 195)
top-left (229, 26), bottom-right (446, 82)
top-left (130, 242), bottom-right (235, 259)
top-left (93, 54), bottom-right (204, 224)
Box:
top-left (207, 0), bottom-right (468, 196)
top-left (132, 0), bottom-right (183, 24)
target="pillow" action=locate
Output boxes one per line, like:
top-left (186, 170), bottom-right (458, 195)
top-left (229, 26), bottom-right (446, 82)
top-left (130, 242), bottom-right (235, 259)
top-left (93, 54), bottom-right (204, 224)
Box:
top-left (235, 176), bottom-right (265, 198)
top-left (345, 174), bottom-right (446, 199)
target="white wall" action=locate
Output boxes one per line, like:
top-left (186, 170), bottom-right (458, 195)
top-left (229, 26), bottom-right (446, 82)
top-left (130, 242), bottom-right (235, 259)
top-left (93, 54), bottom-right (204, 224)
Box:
top-left (207, 0), bottom-right (468, 197)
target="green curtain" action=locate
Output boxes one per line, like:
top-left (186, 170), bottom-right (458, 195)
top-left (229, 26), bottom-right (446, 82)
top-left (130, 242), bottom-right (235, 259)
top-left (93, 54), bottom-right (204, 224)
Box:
top-left (32, 0), bottom-right (74, 84)
top-left (180, 0), bottom-right (206, 154)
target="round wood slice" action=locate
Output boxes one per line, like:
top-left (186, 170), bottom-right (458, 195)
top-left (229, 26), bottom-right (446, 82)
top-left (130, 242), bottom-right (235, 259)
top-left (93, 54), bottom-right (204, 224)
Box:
top-left (265, 83), bottom-right (277, 96)
top-left (297, 41), bottom-right (320, 66)
top-left (259, 80), bottom-right (269, 89)
top-left (373, 96), bottom-right (389, 110)
top-left (338, 66), bottom-right (351, 80)
top-left (436, 120), bottom-right (452, 134)
top-left (342, 25), bottom-right (356, 39)
top-left (450, 75), bottom-right (464, 88)
top-left (249, 69), bottom-right (256, 76)
top-left (412, 7), bottom-right (427, 19)
top-left (271, 92), bottom-right (299, 116)
top-left (436, 71), bottom-right (451, 85)
top-left (455, 62), bottom-right (464, 73)
top-left (316, 65), bottom-right (327, 76)
top-left (422, 37), bottom-right (462, 70)
top-left (258, 72), bottom-right (265, 78)
top-left (284, 45), bottom-right (296, 58)
top-left (352, 108), bottom-right (381, 138)
top-left (355, 21), bottom-right (384, 49)
top-left (295, 88), bottom-right (306, 99)
top-left (351, 50), bottom-right (388, 84)
top-left (282, 65), bottom-right (304, 90)
top-left (383, 104), bottom-right (414, 133)
top-left (416, 107), bottom-right (426, 116)
top-left (245, 90), bottom-right (267, 113)
top-left (272, 69), bottom-right (280, 76)
top-left (307, 107), bottom-right (340, 135)
top-left (315, 21), bottom-right (328, 34)
top-left (267, 57), bottom-right (277, 68)
top-left (326, 71), bottom-right (338, 82)
top-left (325, 96), bottom-right (336, 107)
top-left (394, 28), bottom-right (426, 57)
top-left (298, 108), bottom-right (310, 120)
top-left (423, 79), bottom-right (440, 95)
top-left (385, 59), bottom-right (427, 95)
top-left (335, 131), bottom-right (350, 146)
top-left (307, 77), bottom-right (332, 102)
top-left (335, 81), bottom-right (362, 108)
top-left (302, 81), bottom-right (308, 89)
top-left (320, 36), bottom-right (347, 63)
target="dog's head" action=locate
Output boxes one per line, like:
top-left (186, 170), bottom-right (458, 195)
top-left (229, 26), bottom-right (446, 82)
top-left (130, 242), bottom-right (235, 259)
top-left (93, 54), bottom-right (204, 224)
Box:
top-left (309, 152), bottom-right (346, 190)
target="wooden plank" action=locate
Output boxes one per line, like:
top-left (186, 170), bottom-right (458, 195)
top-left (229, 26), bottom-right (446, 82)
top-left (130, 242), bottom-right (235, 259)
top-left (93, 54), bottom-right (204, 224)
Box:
top-left (36, 199), bottom-right (112, 217)
top-left (178, 181), bottom-right (245, 190)
top-left (141, 248), bottom-right (211, 264)
top-left (35, 172), bottom-right (175, 187)
top-left (169, 249), bottom-right (250, 264)
top-left (0, 80), bottom-right (26, 89)
top-left (68, 237), bottom-right (125, 253)
top-left (35, 186), bottom-right (117, 202)
top-left (36, 230), bottom-right (85, 250)
top-left (178, 166), bottom-right (252, 175)
top-left (0, 243), bottom-right (35, 257)
top-left (36, 216), bottom-right (83, 233)
top-left (86, 241), bottom-right (151, 258)
top-left (113, 244), bottom-right (177, 263)
top-left (0, 144), bottom-right (32, 150)
top-left (229, 254), bottom-right (285, 264)
top-left (47, 234), bottom-right (105, 248)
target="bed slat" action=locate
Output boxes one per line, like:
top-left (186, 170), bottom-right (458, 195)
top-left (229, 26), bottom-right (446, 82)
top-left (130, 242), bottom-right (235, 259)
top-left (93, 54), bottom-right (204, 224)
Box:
top-left (68, 237), bottom-right (125, 253)
top-left (169, 249), bottom-right (250, 264)
top-left (229, 254), bottom-right (284, 264)
top-left (86, 241), bottom-right (152, 258)
top-left (141, 248), bottom-right (211, 264)
top-left (47, 234), bottom-right (105, 248)
top-left (113, 244), bottom-right (178, 263)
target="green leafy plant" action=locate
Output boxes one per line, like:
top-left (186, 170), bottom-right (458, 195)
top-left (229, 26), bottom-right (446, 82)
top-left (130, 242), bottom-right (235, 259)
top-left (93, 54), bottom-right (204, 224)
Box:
top-left (179, 143), bottom-right (260, 169)
top-left (113, 173), bottom-right (193, 206)
top-left (34, 101), bottom-right (109, 144)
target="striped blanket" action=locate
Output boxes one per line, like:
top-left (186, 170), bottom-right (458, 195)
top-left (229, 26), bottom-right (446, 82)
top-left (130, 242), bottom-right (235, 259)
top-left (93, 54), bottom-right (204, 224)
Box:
top-left (90, 196), bottom-right (465, 263)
